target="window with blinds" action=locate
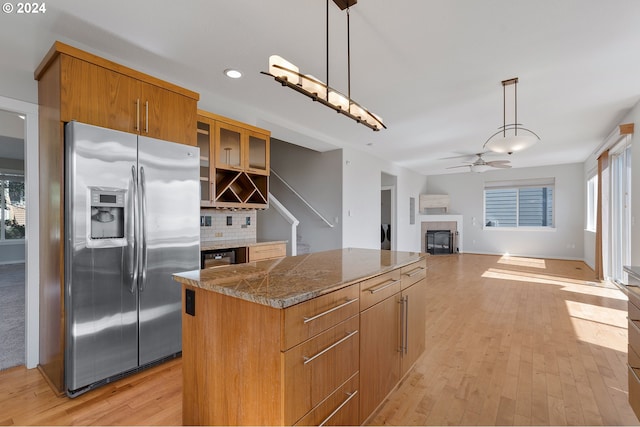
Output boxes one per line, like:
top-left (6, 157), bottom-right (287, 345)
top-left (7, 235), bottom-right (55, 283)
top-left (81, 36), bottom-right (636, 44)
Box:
top-left (484, 178), bottom-right (554, 228)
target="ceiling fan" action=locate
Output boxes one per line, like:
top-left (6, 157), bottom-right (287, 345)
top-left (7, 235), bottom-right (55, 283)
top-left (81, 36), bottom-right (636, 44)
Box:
top-left (446, 153), bottom-right (512, 173)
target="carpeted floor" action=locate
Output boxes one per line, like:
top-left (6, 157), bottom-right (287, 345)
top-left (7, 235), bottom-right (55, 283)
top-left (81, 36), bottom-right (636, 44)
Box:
top-left (0, 263), bottom-right (25, 371)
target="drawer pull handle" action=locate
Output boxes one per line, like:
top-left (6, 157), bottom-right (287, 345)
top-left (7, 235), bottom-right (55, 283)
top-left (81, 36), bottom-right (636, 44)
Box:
top-left (630, 318), bottom-right (640, 336)
top-left (303, 298), bottom-right (358, 324)
top-left (630, 364), bottom-right (640, 384)
top-left (368, 279), bottom-right (401, 294)
top-left (319, 390), bottom-right (359, 427)
top-left (303, 330), bottom-right (358, 365)
top-left (405, 267), bottom-right (426, 277)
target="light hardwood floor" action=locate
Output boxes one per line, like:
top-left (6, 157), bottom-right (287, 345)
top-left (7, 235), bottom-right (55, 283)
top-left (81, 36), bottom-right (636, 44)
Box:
top-left (0, 254), bottom-right (638, 426)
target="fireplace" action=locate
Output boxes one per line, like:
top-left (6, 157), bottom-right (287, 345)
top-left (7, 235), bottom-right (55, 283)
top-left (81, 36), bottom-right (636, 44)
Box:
top-left (420, 215), bottom-right (462, 255)
top-left (425, 230), bottom-right (454, 255)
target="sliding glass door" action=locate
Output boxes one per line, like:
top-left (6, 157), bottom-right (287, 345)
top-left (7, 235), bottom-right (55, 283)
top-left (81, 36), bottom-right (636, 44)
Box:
top-left (610, 143), bottom-right (631, 283)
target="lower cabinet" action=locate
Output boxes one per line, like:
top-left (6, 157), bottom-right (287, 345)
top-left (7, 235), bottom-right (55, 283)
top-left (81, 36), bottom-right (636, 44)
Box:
top-left (181, 257), bottom-right (427, 426)
top-left (248, 242), bottom-right (286, 262)
top-left (359, 259), bottom-right (428, 424)
top-left (359, 293), bottom-right (402, 423)
top-left (627, 268), bottom-right (640, 421)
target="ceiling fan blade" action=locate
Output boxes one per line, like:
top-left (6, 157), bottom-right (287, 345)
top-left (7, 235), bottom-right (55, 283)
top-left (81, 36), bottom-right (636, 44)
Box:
top-left (439, 153), bottom-right (477, 160)
top-left (490, 163), bottom-right (512, 169)
top-left (446, 165), bottom-right (472, 170)
top-left (486, 160), bottom-right (511, 166)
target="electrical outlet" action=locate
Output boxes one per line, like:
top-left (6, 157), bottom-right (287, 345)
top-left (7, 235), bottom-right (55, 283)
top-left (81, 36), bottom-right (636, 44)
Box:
top-left (215, 232), bottom-right (223, 238)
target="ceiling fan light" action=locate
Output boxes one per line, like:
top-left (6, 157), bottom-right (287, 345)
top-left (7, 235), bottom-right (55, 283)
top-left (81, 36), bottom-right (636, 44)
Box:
top-left (269, 55), bottom-right (300, 84)
top-left (470, 164), bottom-right (492, 173)
top-left (485, 134), bottom-right (538, 154)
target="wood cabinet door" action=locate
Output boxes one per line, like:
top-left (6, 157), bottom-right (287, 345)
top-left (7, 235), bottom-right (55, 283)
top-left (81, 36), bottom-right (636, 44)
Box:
top-left (60, 55), bottom-right (138, 133)
top-left (141, 82), bottom-right (197, 146)
top-left (401, 278), bottom-right (427, 375)
top-left (245, 129), bottom-right (270, 175)
top-left (215, 121), bottom-right (244, 170)
top-left (359, 293), bottom-right (401, 424)
top-left (197, 117), bottom-right (213, 204)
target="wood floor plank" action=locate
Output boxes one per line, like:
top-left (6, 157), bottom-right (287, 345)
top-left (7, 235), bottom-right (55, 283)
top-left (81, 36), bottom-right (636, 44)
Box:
top-left (1, 254), bottom-right (639, 426)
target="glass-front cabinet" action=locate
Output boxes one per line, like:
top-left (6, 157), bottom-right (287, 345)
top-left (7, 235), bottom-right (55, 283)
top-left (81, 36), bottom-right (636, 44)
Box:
top-left (197, 120), bottom-right (211, 201)
top-left (247, 130), bottom-right (269, 175)
top-left (197, 110), bottom-right (270, 209)
top-left (215, 122), bottom-right (243, 171)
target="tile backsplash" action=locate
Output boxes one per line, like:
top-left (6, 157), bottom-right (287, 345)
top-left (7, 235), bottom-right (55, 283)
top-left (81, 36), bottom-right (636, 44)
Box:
top-left (200, 209), bottom-right (256, 241)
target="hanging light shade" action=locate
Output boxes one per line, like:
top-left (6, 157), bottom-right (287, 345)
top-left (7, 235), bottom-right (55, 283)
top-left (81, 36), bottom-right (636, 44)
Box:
top-left (261, 0), bottom-right (385, 131)
top-left (483, 77), bottom-right (540, 154)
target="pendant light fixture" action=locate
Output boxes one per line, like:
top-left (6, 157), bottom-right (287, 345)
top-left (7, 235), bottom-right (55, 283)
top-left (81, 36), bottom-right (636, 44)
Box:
top-left (483, 77), bottom-right (540, 154)
top-left (261, 0), bottom-right (385, 131)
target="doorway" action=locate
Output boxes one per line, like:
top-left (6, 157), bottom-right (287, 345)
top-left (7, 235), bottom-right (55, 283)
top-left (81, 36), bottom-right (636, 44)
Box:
top-left (0, 109), bottom-right (26, 370)
top-left (381, 172), bottom-right (397, 251)
top-left (0, 96), bottom-right (38, 369)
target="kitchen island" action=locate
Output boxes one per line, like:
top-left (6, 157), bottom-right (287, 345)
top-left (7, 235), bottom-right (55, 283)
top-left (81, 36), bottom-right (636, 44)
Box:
top-left (173, 248), bottom-right (428, 426)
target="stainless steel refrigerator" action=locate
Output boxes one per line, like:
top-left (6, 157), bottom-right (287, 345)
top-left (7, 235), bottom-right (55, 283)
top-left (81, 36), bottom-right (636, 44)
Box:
top-left (64, 121), bottom-right (199, 396)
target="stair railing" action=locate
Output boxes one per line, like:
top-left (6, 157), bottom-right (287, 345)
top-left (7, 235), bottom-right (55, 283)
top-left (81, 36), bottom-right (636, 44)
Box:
top-left (268, 193), bottom-right (299, 256)
top-left (270, 168), bottom-right (335, 228)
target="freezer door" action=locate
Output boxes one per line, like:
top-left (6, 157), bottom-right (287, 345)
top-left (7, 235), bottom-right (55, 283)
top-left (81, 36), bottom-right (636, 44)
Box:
top-left (65, 122), bottom-right (139, 393)
top-left (137, 136), bottom-right (200, 365)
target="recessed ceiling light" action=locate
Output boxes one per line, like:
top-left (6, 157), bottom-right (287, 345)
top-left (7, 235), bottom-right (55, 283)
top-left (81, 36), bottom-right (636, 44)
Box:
top-left (224, 69), bottom-right (242, 79)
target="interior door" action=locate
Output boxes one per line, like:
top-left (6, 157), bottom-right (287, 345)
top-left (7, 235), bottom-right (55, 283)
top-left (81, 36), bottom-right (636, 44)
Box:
top-left (137, 136), bottom-right (199, 365)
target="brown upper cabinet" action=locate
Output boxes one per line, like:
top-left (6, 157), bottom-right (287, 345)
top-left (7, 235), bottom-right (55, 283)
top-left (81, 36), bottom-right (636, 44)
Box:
top-left (215, 119), bottom-right (270, 175)
top-left (197, 110), bottom-right (270, 209)
top-left (36, 41), bottom-right (199, 146)
top-left (34, 41), bottom-right (199, 394)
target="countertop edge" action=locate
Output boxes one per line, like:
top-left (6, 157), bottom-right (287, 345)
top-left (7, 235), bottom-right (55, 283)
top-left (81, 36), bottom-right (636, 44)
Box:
top-left (200, 240), bottom-right (287, 251)
top-left (174, 250), bottom-right (426, 309)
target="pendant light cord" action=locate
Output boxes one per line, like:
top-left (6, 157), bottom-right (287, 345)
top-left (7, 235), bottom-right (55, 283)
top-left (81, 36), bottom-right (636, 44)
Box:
top-left (326, 0), bottom-right (329, 100)
top-left (347, 7), bottom-right (351, 104)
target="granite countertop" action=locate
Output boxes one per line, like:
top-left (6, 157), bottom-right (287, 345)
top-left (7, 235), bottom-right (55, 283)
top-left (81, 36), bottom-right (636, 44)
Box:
top-left (200, 239), bottom-right (287, 251)
top-left (173, 248), bottom-right (426, 309)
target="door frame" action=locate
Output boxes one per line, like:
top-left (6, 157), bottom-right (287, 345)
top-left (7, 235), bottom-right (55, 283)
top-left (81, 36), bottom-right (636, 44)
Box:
top-left (0, 95), bottom-right (39, 369)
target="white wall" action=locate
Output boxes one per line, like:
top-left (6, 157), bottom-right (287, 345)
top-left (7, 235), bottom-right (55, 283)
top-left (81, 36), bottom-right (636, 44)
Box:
top-left (259, 139), bottom-right (343, 253)
top-left (426, 163), bottom-right (585, 260)
top-left (342, 147), bottom-right (427, 252)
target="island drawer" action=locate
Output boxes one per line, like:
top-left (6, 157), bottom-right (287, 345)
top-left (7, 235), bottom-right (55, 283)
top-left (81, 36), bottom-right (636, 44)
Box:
top-left (630, 319), bottom-right (640, 357)
top-left (630, 299), bottom-right (640, 321)
top-left (282, 284), bottom-right (359, 351)
top-left (630, 345), bottom-right (640, 369)
top-left (359, 269), bottom-right (401, 310)
top-left (293, 372), bottom-right (359, 426)
top-left (283, 315), bottom-right (360, 425)
top-left (630, 365), bottom-right (640, 418)
top-left (248, 243), bottom-right (286, 262)
top-left (400, 259), bottom-right (427, 290)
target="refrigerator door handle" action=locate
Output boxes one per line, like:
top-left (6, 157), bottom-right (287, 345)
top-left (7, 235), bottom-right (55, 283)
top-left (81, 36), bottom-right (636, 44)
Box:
top-left (130, 165), bottom-right (139, 294)
top-left (139, 166), bottom-right (148, 292)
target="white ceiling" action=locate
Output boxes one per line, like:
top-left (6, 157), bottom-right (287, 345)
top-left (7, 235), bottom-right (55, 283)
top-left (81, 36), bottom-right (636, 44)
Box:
top-left (2, 0), bottom-right (640, 175)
